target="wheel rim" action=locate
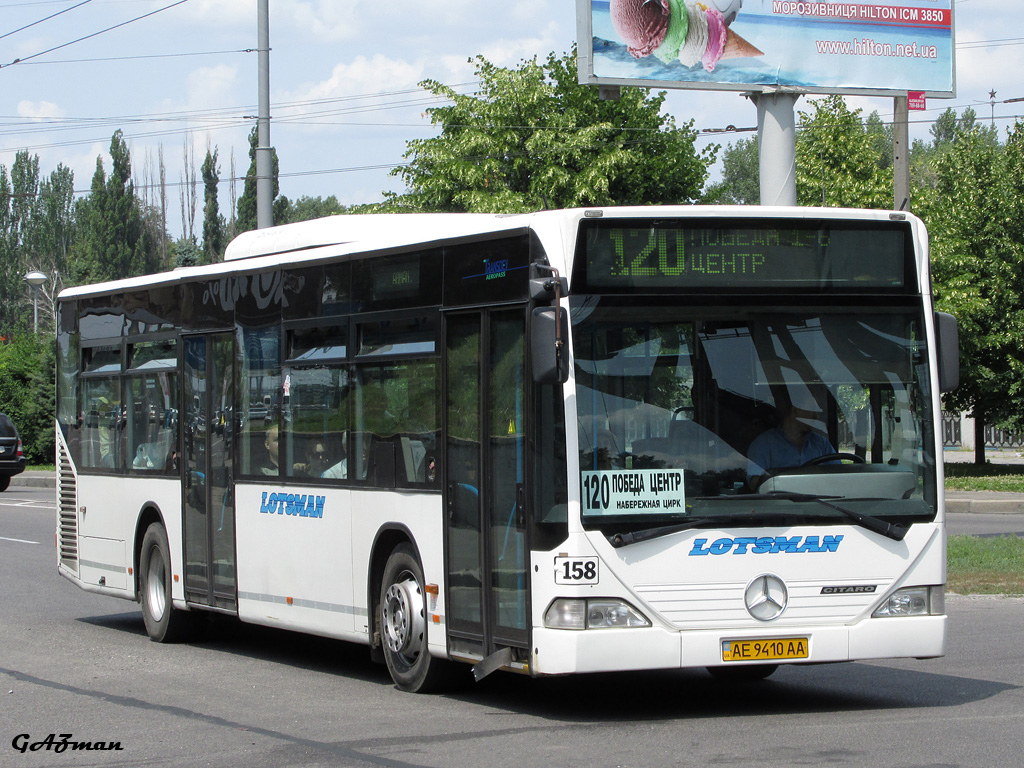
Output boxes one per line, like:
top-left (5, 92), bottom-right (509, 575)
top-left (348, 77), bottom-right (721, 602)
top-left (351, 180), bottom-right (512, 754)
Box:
top-left (383, 574), bottom-right (425, 660)
top-left (145, 545), bottom-right (167, 622)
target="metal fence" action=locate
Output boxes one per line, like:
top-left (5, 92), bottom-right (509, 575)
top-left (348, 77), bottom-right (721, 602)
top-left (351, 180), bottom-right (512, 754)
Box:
top-left (942, 412), bottom-right (1024, 450)
top-left (942, 412), bottom-right (961, 447)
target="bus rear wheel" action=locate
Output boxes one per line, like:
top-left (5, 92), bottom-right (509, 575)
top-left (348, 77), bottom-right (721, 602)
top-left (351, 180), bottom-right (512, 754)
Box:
top-left (379, 544), bottom-right (453, 692)
top-left (139, 522), bottom-right (196, 643)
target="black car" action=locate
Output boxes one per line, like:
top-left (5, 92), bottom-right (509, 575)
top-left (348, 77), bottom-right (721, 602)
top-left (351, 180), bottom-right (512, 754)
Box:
top-left (0, 412), bottom-right (27, 492)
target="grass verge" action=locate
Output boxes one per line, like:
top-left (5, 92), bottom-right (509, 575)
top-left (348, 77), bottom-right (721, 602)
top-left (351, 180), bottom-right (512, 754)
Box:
top-left (947, 535), bottom-right (1024, 595)
top-left (944, 462), bottom-right (1024, 493)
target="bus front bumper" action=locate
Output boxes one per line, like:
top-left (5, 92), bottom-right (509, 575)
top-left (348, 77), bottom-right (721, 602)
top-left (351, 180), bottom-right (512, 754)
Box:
top-left (530, 615), bottom-right (947, 676)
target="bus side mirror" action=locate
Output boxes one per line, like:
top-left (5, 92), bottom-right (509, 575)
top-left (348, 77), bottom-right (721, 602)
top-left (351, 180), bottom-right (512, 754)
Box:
top-left (531, 307), bottom-right (568, 384)
top-left (935, 311), bottom-right (959, 393)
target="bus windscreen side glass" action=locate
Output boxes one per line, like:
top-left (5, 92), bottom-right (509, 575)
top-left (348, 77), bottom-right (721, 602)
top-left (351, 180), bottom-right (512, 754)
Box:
top-left (576, 219), bottom-right (911, 291)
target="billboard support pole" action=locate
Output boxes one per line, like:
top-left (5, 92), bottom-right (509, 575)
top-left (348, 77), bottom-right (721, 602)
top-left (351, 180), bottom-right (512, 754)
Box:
top-left (753, 91), bottom-right (799, 206)
top-left (893, 95), bottom-right (910, 211)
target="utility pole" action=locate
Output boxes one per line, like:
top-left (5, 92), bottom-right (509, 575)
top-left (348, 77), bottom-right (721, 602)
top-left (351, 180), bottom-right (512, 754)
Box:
top-left (256, 0), bottom-right (273, 229)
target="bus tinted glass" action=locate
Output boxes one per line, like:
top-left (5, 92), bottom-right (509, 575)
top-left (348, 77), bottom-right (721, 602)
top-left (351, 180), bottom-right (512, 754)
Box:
top-left (575, 218), bottom-right (912, 292)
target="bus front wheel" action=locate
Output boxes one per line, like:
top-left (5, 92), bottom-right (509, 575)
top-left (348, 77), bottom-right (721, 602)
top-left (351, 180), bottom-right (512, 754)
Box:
top-left (379, 544), bottom-right (452, 692)
top-left (139, 522), bottom-right (195, 643)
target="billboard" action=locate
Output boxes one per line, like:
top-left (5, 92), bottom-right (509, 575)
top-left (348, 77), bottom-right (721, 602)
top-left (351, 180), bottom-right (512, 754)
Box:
top-left (577, 1), bottom-right (955, 97)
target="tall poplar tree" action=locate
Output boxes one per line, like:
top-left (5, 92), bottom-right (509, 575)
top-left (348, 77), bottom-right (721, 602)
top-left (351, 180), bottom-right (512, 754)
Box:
top-left (73, 131), bottom-right (157, 284)
top-left (236, 126), bottom-right (286, 233)
top-left (202, 147), bottom-right (226, 262)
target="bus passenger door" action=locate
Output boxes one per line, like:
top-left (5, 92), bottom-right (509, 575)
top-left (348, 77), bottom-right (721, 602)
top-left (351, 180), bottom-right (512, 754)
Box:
top-left (182, 334), bottom-right (237, 612)
top-left (443, 309), bottom-right (530, 669)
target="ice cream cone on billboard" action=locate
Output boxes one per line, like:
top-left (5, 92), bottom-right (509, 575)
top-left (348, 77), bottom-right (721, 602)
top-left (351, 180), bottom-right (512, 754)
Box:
top-left (721, 27), bottom-right (763, 60)
top-left (611, 0), bottom-right (764, 72)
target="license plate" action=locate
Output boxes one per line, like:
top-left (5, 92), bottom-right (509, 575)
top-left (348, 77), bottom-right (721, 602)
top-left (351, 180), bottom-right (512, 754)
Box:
top-left (722, 637), bottom-right (808, 662)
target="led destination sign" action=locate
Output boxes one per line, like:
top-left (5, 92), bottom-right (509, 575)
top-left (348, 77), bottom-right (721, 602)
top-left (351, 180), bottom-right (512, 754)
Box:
top-left (577, 219), bottom-right (910, 291)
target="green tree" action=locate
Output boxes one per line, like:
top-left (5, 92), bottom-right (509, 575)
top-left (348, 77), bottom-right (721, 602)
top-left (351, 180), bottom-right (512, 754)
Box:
top-left (202, 147), bottom-right (226, 262)
top-left (0, 151), bottom-right (41, 333)
top-left (702, 136), bottom-right (759, 204)
top-left (0, 154), bottom-right (74, 336)
top-left (174, 236), bottom-right (201, 268)
top-left (930, 107), bottom-right (959, 148)
top-left (72, 131), bottom-right (159, 284)
top-left (386, 49), bottom-right (715, 213)
top-left (865, 110), bottom-right (893, 170)
top-left (921, 119), bottom-right (1019, 462)
top-left (277, 195), bottom-right (348, 224)
top-left (912, 107), bottom-right (999, 195)
top-left (37, 165), bottom-right (75, 278)
top-left (795, 96), bottom-right (892, 208)
top-left (0, 334), bottom-right (53, 465)
top-left (236, 126), bottom-right (286, 233)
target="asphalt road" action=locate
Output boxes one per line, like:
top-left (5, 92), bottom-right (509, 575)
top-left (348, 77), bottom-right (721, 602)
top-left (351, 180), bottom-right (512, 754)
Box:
top-left (2, 485), bottom-right (1022, 768)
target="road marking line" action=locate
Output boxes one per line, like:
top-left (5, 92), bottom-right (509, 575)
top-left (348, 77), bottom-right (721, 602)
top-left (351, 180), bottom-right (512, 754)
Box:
top-left (0, 536), bottom-right (38, 544)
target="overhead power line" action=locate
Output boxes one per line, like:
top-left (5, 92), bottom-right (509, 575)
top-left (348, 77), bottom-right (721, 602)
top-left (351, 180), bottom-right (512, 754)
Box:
top-left (4, 48), bottom-right (251, 66)
top-left (0, 0), bottom-right (190, 69)
top-left (0, 0), bottom-right (92, 42)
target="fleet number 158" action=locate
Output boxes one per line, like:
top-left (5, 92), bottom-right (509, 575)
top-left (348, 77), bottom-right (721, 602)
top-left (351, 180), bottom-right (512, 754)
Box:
top-left (554, 556), bottom-right (599, 585)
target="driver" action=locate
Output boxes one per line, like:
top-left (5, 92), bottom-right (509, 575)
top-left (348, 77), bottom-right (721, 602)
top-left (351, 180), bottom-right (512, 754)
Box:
top-left (747, 402), bottom-right (836, 490)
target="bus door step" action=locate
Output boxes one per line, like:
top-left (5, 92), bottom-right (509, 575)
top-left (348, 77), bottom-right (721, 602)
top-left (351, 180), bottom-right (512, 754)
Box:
top-left (472, 647), bottom-right (514, 682)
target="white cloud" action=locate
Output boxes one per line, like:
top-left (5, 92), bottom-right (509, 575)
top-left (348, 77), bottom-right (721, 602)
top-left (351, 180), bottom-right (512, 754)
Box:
top-left (477, 23), bottom-right (564, 68)
top-left (183, 64), bottom-right (241, 111)
top-left (17, 101), bottom-right (64, 120)
top-left (283, 55), bottom-right (426, 103)
top-left (279, 1), bottom-right (363, 43)
top-left (182, 0), bottom-right (363, 42)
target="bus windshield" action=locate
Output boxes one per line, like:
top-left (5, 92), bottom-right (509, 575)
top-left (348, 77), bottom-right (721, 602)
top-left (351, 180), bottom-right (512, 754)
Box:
top-left (571, 298), bottom-right (938, 533)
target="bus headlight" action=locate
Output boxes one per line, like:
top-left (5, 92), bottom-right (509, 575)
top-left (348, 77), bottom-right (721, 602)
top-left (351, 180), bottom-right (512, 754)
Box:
top-left (544, 598), bottom-right (651, 630)
top-left (872, 586), bottom-right (945, 617)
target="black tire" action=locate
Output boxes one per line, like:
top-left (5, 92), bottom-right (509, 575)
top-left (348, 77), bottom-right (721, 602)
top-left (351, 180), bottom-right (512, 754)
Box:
top-left (0, 476), bottom-right (9, 492)
top-left (706, 664), bottom-right (778, 681)
top-left (139, 522), bottom-right (196, 643)
top-left (379, 543), bottom-right (454, 692)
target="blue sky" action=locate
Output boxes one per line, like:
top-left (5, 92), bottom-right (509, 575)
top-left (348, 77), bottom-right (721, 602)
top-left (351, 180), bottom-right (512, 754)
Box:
top-left (1, 1), bottom-right (1019, 238)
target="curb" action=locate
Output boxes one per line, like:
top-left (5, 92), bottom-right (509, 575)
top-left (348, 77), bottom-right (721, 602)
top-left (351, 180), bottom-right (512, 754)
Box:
top-left (9, 473), bottom-right (56, 489)
top-left (945, 494), bottom-right (1024, 515)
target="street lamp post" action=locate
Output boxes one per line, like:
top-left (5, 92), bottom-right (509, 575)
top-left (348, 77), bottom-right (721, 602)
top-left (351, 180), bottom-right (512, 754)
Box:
top-left (24, 271), bottom-right (46, 334)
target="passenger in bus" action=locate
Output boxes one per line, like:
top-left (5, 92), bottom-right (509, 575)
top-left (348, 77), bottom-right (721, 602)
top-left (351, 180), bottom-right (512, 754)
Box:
top-left (261, 424), bottom-right (281, 476)
top-left (321, 453), bottom-right (347, 479)
top-left (293, 440), bottom-right (329, 478)
top-left (747, 402), bottom-right (835, 490)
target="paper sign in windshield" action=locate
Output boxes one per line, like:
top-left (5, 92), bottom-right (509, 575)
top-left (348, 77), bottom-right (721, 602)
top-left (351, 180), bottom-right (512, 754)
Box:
top-left (582, 468), bottom-right (685, 515)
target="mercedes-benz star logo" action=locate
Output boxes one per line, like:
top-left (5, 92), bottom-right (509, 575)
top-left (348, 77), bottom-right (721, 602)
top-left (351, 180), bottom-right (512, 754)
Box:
top-left (744, 574), bottom-right (788, 621)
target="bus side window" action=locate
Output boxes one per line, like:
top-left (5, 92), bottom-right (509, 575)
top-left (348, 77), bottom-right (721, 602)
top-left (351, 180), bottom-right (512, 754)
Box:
top-left (355, 359), bottom-right (437, 489)
top-left (80, 377), bottom-right (122, 470)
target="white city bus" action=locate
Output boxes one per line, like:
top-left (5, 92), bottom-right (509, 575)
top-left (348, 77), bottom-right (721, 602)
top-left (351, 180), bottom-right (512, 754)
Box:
top-left (56, 206), bottom-right (959, 691)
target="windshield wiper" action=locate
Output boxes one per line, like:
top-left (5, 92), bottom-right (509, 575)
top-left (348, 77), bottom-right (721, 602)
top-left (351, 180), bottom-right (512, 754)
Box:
top-left (739, 491), bottom-right (909, 542)
top-left (608, 517), bottom-right (735, 548)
